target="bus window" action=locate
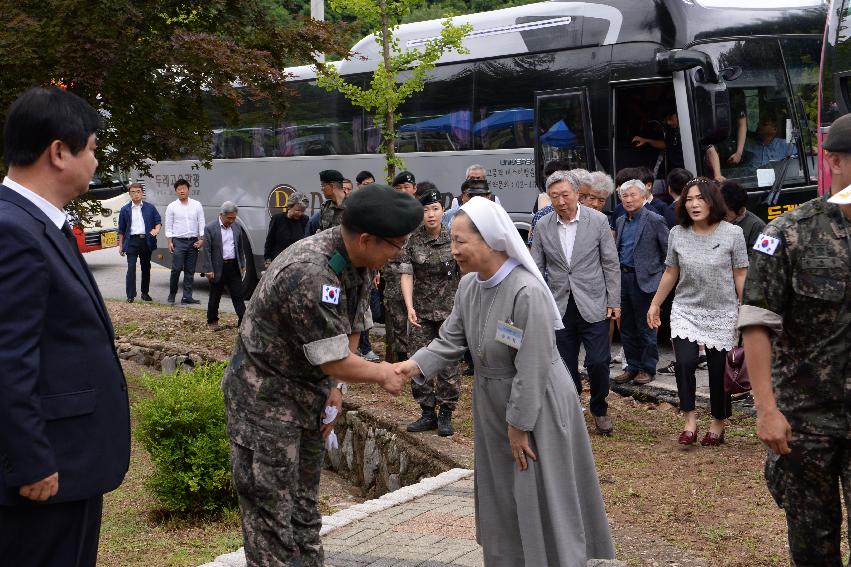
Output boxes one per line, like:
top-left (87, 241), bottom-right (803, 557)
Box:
top-left (395, 65), bottom-right (474, 153)
top-left (534, 88), bottom-right (593, 184)
top-left (781, 37), bottom-right (822, 181)
top-left (612, 82), bottom-right (675, 175)
top-left (276, 82), bottom-right (357, 157)
top-left (699, 39), bottom-right (804, 190)
top-left (475, 56), bottom-right (544, 150)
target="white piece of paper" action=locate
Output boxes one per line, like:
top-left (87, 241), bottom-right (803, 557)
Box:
top-left (756, 168), bottom-right (776, 188)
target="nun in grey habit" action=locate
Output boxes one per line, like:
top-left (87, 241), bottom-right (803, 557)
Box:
top-left (398, 196), bottom-right (615, 566)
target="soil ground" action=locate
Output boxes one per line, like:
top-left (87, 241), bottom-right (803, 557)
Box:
top-left (104, 300), bottom-right (842, 566)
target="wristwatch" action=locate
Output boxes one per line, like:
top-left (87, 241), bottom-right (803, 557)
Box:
top-left (335, 382), bottom-right (348, 395)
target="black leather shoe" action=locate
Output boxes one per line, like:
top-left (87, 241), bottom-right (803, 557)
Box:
top-left (167, 294), bottom-right (176, 304)
top-left (126, 298), bottom-right (134, 303)
top-left (141, 293), bottom-right (153, 301)
top-left (437, 406), bottom-right (454, 437)
top-left (181, 298), bottom-right (201, 305)
top-left (407, 407), bottom-right (438, 433)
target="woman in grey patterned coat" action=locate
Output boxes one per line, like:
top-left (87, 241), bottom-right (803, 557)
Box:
top-left (396, 197), bottom-right (615, 566)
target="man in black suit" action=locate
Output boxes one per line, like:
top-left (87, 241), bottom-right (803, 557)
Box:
top-left (0, 88), bottom-right (131, 566)
top-left (203, 200), bottom-right (247, 331)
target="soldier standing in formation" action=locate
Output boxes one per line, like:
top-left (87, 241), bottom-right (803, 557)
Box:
top-left (400, 188), bottom-right (461, 436)
top-left (221, 184), bottom-right (422, 566)
top-left (318, 169), bottom-right (346, 232)
top-left (739, 113), bottom-right (851, 565)
top-left (383, 170), bottom-right (418, 361)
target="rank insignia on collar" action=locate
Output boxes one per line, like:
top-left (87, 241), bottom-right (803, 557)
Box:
top-left (322, 284), bottom-right (341, 305)
top-left (753, 233), bottom-right (780, 256)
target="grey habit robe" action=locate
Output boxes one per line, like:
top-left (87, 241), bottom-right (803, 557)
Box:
top-left (411, 265), bottom-right (615, 567)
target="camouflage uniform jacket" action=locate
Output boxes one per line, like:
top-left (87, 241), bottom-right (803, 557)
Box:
top-left (318, 199), bottom-right (344, 232)
top-left (383, 254), bottom-right (406, 301)
top-left (399, 224), bottom-right (460, 321)
top-left (738, 196), bottom-right (851, 437)
top-left (222, 227), bottom-right (371, 447)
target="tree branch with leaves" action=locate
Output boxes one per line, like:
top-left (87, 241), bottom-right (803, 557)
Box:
top-left (316, 0), bottom-right (471, 181)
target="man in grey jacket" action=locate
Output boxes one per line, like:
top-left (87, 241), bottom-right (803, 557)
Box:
top-left (531, 170), bottom-right (621, 435)
top-left (203, 201), bottom-right (246, 331)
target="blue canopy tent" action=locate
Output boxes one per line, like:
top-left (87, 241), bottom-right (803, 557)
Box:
top-left (540, 119), bottom-right (578, 148)
top-left (399, 114), bottom-right (453, 133)
top-left (472, 108), bottom-right (533, 134)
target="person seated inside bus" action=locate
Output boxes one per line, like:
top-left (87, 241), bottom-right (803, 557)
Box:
top-left (744, 116), bottom-right (795, 167)
top-left (632, 110), bottom-right (724, 181)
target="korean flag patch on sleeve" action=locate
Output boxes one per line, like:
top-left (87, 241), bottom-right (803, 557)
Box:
top-left (322, 284), bottom-right (341, 305)
top-left (753, 233), bottom-right (781, 256)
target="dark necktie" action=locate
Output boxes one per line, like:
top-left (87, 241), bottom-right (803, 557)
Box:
top-left (61, 222), bottom-right (89, 270)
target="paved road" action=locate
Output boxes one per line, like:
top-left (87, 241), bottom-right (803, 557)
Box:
top-left (85, 246), bottom-right (237, 314)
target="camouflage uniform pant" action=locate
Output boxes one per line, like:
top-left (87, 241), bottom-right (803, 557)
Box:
top-left (764, 432), bottom-right (851, 567)
top-left (409, 318), bottom-right (460, 411)
top-left (383, 297), bottom-right (409, 358)
top-left (230, 425), bottom-right (324, 567)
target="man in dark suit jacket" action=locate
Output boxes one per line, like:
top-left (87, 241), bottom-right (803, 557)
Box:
top-left (0, 88), bottom-right (130, 566)
top-left (613, 179), bottom-right (670, 386)
top-left (117, 182), bottom-right (162, 302)
top-left (203, 201), bottom-right (247, 331)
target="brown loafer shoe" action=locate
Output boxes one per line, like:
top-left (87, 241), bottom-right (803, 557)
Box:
top-left (594, 415), bottom-right (613, 436)
top-left (612, 370), bottom-right (638, 384)
top-left (634, 372), bottom-right (655, 385)
top-left (678, 429), bottom-right (698, 445)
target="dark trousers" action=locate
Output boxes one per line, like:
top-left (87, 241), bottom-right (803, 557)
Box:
top-left (765, 433), bottom-right (851, 567)
top-left (207, 259), bottom-right (246, 325)
top-left (0, 495), bottom-right (103, 567)
top-left (125, 235), bottom-right (151, 299)
top-left (620, 271), bottom-right (658, 375)
top-left (555, 296), bottom-right (611, 417)
top-left (170, 237), bottom-right (199, 300)
top-left (672, 337), bottom-right (731, 419)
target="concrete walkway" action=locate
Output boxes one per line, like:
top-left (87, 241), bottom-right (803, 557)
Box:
top-left (200, 469), bottom-right (625, 567)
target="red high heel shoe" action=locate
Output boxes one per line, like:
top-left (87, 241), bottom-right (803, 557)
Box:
top-left (678, 428), bottom-right (698, 445)
top-left (700, 431), bottom-right (725, 447)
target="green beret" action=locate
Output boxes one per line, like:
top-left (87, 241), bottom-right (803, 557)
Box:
top-left (319, 169), bottom-right (344, 183)
top-left (342, 184), bottom-right (422, 237)
top-left (419, 189), bottom-right (442, 207)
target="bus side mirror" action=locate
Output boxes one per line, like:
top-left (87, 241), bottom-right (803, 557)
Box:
top-left (692, 79), bottom-right (731, 146)
top-left (656, 50), bottom-right (719, 83)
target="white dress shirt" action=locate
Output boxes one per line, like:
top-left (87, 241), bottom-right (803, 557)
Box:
top-left (165, 198), bottom-right (205, 238)
top-left (130, 202), bottom-right (146, 235)
top-left (220, 220), bottom-right (236, 260)
top-left (3, 176), bottom-right (67, 229)
top-left (556, 204), bottom-right (581, 267)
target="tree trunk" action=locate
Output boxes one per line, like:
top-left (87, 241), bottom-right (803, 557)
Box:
top-left (379, 0), bottom-right (396, 181)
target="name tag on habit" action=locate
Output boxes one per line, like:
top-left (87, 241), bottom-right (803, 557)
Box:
top-left (495, 320), bottom-right (523, 349)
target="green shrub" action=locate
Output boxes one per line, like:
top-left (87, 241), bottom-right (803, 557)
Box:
top-left (134, 362), bottom-right (236, 515)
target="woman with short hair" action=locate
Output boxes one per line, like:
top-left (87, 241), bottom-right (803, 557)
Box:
top-left (396, 197), bottom-right (615, 566)
top-left (264, 191), bottom-right (310, 267)
top-left (647, 178), bottom-right (749, 446)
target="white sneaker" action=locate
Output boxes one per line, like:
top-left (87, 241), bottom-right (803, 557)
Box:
top-left (363, 350), bottom-right (380, 362)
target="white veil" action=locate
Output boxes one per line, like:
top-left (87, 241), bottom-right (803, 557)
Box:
top-left (460, 197), bottom-right (563, 330)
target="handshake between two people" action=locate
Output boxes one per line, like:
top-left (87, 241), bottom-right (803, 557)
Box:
top-left (373, 359), bottom-right (422, 396)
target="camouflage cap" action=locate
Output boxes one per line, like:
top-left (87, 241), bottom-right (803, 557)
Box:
top-left (343, 184), bottom-right (422, 237)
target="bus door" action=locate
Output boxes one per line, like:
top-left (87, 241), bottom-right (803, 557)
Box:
top-left (533, 87), bottom-right (596, 191)
top-left (610, 79), bottom-right (678, 182)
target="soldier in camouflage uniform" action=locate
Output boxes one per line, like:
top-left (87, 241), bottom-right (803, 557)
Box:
top-left (738, 114), bottom-right (851, 567)
top-left (383, 170), bottom-right (418, 362)
top-left (222, 184), bottom-right (422, 567)
top-left (400, 188), bottom-right (461, 436)
top-left (318, 169), bottom-right (346, 232)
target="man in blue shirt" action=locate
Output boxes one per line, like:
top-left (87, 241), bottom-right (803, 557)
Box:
top-left (746, 117), bottom-right (795, 167)
top-left (117, 182), bottom-right (162, 302)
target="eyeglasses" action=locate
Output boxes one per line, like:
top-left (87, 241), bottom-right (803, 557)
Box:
top-left (467, 175), bottom-right (486, 181)
top-left (379, 236), bottom-right (409, 252)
